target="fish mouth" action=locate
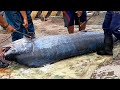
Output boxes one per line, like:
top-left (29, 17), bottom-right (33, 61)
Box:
top-left (3, 46), bottom-right (17, 61)
top-left (2, 47), bottom-right (11, 52)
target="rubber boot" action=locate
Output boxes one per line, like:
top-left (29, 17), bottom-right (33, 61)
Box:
top-left (97, 34), bottom-right (113, 55)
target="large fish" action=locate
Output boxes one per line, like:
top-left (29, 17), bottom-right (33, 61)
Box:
top-left (2, 31), bottom-right (116, 68)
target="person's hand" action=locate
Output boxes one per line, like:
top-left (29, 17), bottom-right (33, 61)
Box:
top-left (75, 11), bottom-right (83, 17)
top-left (6, 24), bottom-right (15, 33)
top-left (23, 19), bottom-right (28, 29)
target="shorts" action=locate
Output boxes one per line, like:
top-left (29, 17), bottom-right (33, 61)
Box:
top-left (63, 11), bottom-right (87, 27)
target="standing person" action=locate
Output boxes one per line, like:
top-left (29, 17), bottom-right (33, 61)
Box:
top-left (97, 11), bottom-right (120, 55)
top-left (4, 11), bottom-right (35, 41)
top-left (35, 11), bottom-right (52, 21)
top-left (63, 11), bottom-right (87, 34)
top-left (35, 11), bottom-right (42, 19)
top-left (44, 11), bottom-right (52, 21)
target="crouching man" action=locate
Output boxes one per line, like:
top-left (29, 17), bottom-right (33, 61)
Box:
top-left (0, 11), bottom-right (15, 68)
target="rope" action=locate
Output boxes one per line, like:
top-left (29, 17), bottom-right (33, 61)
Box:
top-left (0, 28), bottom-right (32, 46)
top-left (0, 29), bottom-right (12, 46)
top-left (0, 35), bottom-right (11, 46)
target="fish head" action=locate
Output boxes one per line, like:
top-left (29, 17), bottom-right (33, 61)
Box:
top-left (4, 38), bottom-right (33, 61)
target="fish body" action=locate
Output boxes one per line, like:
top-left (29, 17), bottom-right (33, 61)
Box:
top-left (4, 32), bottom-right (115, 67)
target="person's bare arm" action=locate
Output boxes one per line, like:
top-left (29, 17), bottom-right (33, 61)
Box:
top-left (0, 15), bottom-right (9, 28)
top-left (20, 11), bottom-right (28, 29)
top-left (0, 15), bottom-right (15, 33)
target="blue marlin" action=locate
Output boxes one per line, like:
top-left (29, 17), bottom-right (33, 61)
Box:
top-left (2, 31), bottom-right (117, 67)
